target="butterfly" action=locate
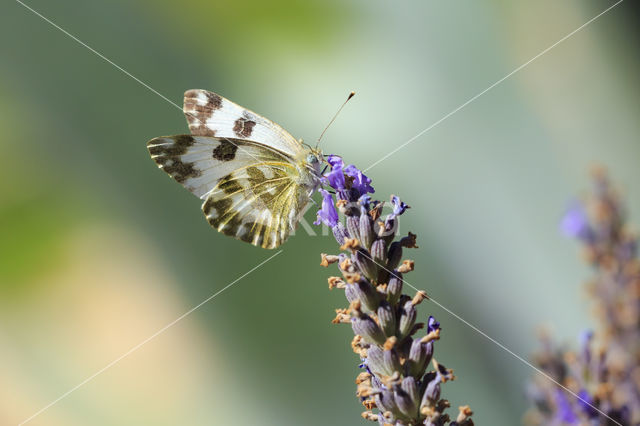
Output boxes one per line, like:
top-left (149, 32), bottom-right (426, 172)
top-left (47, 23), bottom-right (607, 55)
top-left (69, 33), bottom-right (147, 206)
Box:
top-left (147, 90), bottom-right (324, 249)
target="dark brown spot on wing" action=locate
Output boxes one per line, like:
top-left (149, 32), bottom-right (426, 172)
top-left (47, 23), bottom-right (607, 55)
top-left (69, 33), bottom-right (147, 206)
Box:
top-left (212, 140), bottom-right (238, 161)
top-left (162, 161), bottom-right (201, 184)
top-left (148, 135), bottom-right (195, 156)
top-left (217, 173), bottom-right (245, 195)
top-left (202, 197), bottom-right (248, 240)
top-left (148, 136), bottom-right (201, 184)
top-left (247, 167), bottom-right (266, 182)
top-left (233, 115), bottom-right (256, 138)
top-left (204, 91), bottom-right (222, 109)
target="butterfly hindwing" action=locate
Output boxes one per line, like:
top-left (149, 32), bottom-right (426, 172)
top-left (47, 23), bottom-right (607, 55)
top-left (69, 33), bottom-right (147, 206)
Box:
top-left (202, 164), bottom-right (309, 249)
top-left (183, 89), bottom-right (303, 158)
top-left (147, 135), bottom-right (309, 248)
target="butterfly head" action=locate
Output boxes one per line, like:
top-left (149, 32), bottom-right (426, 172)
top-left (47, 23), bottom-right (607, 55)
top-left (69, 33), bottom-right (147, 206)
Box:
top-left (307, 148), bottom-right (323, 164)
top-left (306, 150), bottom-right (323, 164)
top-left (303, 147), bottom-right (324, 181)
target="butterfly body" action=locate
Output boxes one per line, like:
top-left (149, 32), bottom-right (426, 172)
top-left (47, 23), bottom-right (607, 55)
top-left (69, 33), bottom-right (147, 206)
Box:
top-left (148, 90), bottom-right (323, 249)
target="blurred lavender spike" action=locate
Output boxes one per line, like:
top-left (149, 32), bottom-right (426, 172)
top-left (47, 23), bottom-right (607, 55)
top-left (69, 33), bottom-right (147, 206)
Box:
top-left (317, 156), bottom-right (473, 425)
top-left (526, 170), bottom-right (640, 425)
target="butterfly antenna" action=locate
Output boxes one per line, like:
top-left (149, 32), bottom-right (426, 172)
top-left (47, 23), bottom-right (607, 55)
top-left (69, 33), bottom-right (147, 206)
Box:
top-left (316, 91), bottom-right (355, 149)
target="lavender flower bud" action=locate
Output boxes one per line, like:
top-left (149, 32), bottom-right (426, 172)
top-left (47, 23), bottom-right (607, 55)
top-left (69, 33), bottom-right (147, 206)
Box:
top-left (332, 222), bottom-right (349, 246)
top-left (344, 283), bottom-right (359, 304)
top-left (371, 238), bottom-right (387, 264)
top-left (387, 241), bottom-right (403, 271)
top-left (370, 239), bottom-right (388, 283)
top-left (353, 249), bottom-right (378, 282)
top-left (360, 212), bottom-right (375, 249)
top-left (375, 389), bottom-right (400, 417)
top-left (394, 386), bottom-right (418, 419)
top-left (355, 279), bottom-right (379, 312)
top-left (399, 301), bottom-right (417, 338)
top-left (406, 340), bottom-right (434, 378)
top-left (402, 376), bottom-right (420, 405)
top-left (377, 302), bottom-right (396, 337)
top-left (346, 216), bottom-right (361, 243)
top-left (383, 349), bottom-right (402, 375)
top-left (352, 314), bottom-right (386, 345)
top-left (387, 273), bottom-right (403, 306)
top-left (395, 376), bottom-right (419, 418)
top-left (421, 372), bottom-right (441, 406)
top-left (366, 345), bottom-right (392, 376)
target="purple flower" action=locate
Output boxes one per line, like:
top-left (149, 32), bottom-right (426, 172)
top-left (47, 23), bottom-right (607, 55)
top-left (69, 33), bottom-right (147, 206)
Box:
top-left (344, 164), bottom-right (374, 195)
top-left (427, 316), bottom-right (440, 333)
top-left (321, 155), bottom-right (374, 198)
top-left (554, 389), bottom-right (579, 424)
top-left (579, 329), bottom-right (593, 347)
top-left (326, 154), bottom-right (343, 169)
top-left (390, 195), bottom-right (408, 217)
top-left (380, 195), bottom-right (409, 234)
top-left (314, 188), bottom-right (339, 227)
top-left (577, 389), bottom-right (598, 418)
top-left (561, 201), bottom-right (591, 240)
top-left (323, 160), bottom-right (346, 191)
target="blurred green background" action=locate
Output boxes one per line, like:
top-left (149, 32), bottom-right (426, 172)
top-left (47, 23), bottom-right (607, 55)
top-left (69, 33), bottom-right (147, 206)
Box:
top-left (2, 0), bottom-right (639, 424)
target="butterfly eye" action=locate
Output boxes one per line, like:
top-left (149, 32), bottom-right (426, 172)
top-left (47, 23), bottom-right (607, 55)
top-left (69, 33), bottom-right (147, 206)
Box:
top-left (307, 154), bottom-right (319, 164)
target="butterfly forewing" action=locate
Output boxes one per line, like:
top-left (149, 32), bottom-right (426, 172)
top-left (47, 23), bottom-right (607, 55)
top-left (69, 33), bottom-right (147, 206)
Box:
top-left (147, 134), bottom-right (310, 248)
top-left (183, 89), bottom-right (302, 158)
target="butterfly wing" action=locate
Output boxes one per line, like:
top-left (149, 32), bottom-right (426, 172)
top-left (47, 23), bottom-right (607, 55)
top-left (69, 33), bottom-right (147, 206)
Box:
top-left (147, 135), bottom-right (311, 249)
top-left (183, 89), bottom-right (303, 158)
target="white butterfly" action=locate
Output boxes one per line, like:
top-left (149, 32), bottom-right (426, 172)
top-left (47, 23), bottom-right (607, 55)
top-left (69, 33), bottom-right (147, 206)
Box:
top-left (147, 90), bottom-right (324, 249)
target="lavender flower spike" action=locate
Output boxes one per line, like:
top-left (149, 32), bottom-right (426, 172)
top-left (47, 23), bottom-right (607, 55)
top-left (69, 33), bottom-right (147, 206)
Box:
top-left (317, 156), bottom-right (473, 425)
top-left (526, 170), bottom-right (640, 425)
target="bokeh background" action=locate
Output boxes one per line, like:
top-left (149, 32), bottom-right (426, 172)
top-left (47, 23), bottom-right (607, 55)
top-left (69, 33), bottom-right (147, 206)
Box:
top-left (2, 0), bottom-right (639, 424)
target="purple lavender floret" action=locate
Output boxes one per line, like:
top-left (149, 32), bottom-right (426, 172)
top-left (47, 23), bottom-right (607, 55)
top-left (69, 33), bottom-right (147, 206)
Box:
top-left (427, 316), bottom-right (441, 334)
top-left (554, 389), bottom-right (579, 424)
top-left (323, 155), bottom-right (347, 193)
top-left (344, 164), bottom-right (375, 195)
top-left (321, 155), bottom-right (374, 202)
top-left (577, 389), bottom-right (598, 418)
top-left (317, 156), bottom-right (473, 426)
top-left (314, 188), bottom-right (339, 227)
top-left (390, 195), bottom-right (409, 218)
top-left (560, 201), bottom-right (592, 241)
